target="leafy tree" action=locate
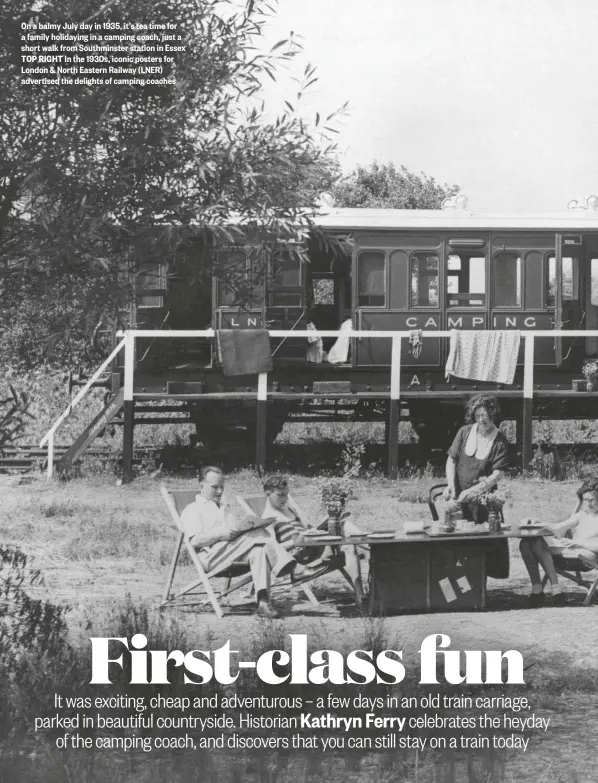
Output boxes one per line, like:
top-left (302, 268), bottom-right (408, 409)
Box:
top-left (0, 385), bottom-right (33, 452)
top-left (333, 160), bottom-right (459, 209)
top-left (0, 0), bottom-right (341, 367)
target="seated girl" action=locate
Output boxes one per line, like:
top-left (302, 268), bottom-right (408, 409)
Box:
top-left (519, 478), bottom-right (598, 606)
top-left (261, 475), bottom-right (365, 601)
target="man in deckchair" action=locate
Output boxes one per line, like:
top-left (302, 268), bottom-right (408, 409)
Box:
top-left (181, 466), bottom-right (310, 618)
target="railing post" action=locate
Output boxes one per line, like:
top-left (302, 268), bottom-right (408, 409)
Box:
top-left (46, 431), bottom-right (54, 481)
top-left (522, 334), bottom-right (535, 472)
top-left (122, 331), bottom-right (135, 483)
top-left (256, 372), bottom-right (268, 476)
top-left (388, 335), bottom-right (402, 479)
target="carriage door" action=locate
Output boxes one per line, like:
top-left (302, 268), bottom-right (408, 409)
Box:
top-left (551, 233), bottom-right (583, 366)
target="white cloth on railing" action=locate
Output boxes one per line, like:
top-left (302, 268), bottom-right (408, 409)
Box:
top-left (306, 322), bottom-right (323, 364)
top-left (445, 330), bottom-right (521, 384)
top-left (327, 319), bottom-right (353, 364)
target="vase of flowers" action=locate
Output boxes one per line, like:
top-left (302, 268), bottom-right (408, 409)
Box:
top-left (321, 481), bottom-right (350, 536)
top-left (582, 360), bottom-right (598, 392)
top-left (476, 489), bottom-right (510, 532)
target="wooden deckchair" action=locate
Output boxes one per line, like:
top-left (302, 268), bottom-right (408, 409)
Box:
top-left (541, 496), bottom-right (598, 606)
top-left (160, 487), bottom-right (254, 618)
top-left (236, 494), bottom-right (360, 599)
top-left (161, 487), bottom-right (326, 617)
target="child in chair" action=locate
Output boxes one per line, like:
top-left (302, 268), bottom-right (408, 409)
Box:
top-left (519, 478), bottom-right (598, 606)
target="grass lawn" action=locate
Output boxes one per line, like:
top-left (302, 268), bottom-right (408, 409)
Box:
top-left (1, 472), bottom-right (597, 782)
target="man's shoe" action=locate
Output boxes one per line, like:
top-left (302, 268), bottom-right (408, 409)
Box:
top-left (528, 592), bottom-right (545, 608)
top-left (313, 553), bottom-right (345, 570)
top-left (290, 563), bottom-right (319, 583)
top-left (256, 600), bottom-right (279, 619)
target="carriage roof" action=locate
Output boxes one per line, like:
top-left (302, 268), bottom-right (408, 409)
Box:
top-left (314, 206), bottom-right (598, 232)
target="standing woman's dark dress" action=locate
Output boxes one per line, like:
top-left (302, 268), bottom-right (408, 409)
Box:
top-left (448, 424), bottom-right (510, 577)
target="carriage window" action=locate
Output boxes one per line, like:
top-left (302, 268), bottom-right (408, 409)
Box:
top-left (313, 278), bottom-right (334, 305)
top-left (217, 251), bottom-right (247, 306)
top-left (547, 255), bottom-right (579, 307)
top-left (137, 263), bottom-right (166, 308)
top-left (493, 252), bottom-right (521, 307)
top-left (411, 253), bottom-right (439, 307)
top-left (270, 253), bottom-right (302, 306)
top-left (357, 251), bottom-right (386, 307)
top-left (591, 259), bottom-right (598, 306)
top-left (446, 253), bottom-right (486, 306)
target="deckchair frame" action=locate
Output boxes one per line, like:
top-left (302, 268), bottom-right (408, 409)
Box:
top-left (236, 494), bottom-right (361, 599)
top-left (541, 497), bottom-right (598, 606)
top-left (160, 487), bottom-right (257, 618)
top-left (160, 487), bottom-right (332, 617)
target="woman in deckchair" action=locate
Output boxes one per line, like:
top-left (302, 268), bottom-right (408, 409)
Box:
top-left (519, 478), bottom-right (598, 606)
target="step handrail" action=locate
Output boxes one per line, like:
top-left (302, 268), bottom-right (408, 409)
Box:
top-left (39, 338), bottom-right (126, 477)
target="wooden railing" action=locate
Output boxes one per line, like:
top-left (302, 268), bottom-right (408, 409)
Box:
top-left (41, 328), bottom-right (598, 480)
top-left (40, 338), bottom-right (126, 479)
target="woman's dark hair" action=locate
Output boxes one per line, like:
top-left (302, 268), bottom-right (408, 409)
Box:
top-left (576, 478), bottom-right (598, 499)
top-left (465, 395), bottom-right (501, 424)
top-left (263, 475), bottom-right (289, 494)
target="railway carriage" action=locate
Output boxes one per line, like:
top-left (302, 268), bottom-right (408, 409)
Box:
top-left (55, 196), bottom-right (598, 478)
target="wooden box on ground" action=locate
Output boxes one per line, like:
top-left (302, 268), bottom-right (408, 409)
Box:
top-left (369, 539), bottom-right (488, 614)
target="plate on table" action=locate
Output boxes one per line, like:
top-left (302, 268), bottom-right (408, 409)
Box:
top-left (427, 529), bottom-right (489, 537)
top-left (303, 529), bottom-right (327, 537)
top-left (403, 522), bottom-right (425, 535)
top-left (304, 534), bottom-right (343, 543)
top-left (459, 529), bottom-right (492, 536)
top-left (367, 532), bottom-right (398, 540)
top-left (517, 525), bottom-right (547, 535)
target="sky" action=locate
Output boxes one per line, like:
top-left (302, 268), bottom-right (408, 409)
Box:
top-left (259, 0), bottom-right (598, 212)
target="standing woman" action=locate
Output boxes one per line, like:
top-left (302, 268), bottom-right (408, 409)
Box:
top-left (443, 395), bottom-right (510, 577)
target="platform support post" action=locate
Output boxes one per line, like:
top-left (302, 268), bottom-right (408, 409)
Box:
top-left (256, 373), bottom-right (268, 476)
top-left (387, 336), bottom-right (402, 479)
top-left (522, 335), bottom-right (535, 472)
top-left (122, 401), bottom-right (135, 482)
top-left (122, 331), bottom-right (135, 483)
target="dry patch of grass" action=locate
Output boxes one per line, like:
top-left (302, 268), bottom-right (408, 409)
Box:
top-left (1, 471), bottom-right (598, 782)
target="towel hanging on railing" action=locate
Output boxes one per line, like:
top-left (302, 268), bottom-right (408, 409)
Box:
top-left (408, 329), bottom-right (423, 360)
top-left (445, 330), bottom-right (521, 384)
top-left (216, 330), bottom-right (273, 376)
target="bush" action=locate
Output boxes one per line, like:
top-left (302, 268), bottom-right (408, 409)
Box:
top-left (0, 546), bottom-right (67, 658)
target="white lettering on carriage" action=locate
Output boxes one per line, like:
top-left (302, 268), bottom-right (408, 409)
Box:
top-left (231, 318), bottom-right (239, 326)
top-left (524, 317), bottom-right (536, 327)
top-left (448, 317), bottom-right (462, 328)
top-left (506, 317), bottom-right (517, 328)
top-left (406, 317), bottom-right (418, 327)
top-left (247, 318), bottom-right (258, 327)
top-left (425, 317), bottom-right (438, 327)
top-left (409, 375), bottom-right (420, 387)
top-left (472, 317), bottom-right (484, 327)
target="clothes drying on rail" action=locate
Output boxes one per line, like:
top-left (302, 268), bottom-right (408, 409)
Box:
top-left (306, 321), bottom-right (324, 364)
top-left (445, 329), bottom-right (521, 385)
top-left (327, 318), bottom-right (353, 364)
top-left (216, 329), bottom-right (273, 376)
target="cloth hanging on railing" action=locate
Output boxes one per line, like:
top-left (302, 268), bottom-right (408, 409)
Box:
top-left (327, 318), bottom-right (353, 364)
top-left (408, 329), bottom-right (423, 360)
top-left (445, 330), bottom-right (521, 384)
top-left (216, 330), bottom-right (273, 376)
top-left (306, 322), bottom-right (324, 364)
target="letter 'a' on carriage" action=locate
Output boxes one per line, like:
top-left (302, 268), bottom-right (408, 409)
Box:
top-left (42, 194), bottom-right (598, 481)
